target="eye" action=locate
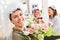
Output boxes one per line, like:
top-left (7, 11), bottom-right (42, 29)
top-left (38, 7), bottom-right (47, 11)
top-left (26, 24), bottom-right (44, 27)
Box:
top-left (20, 13), bottom-right (22, 16)
top-left (13, 15), bottom-right (18, 18)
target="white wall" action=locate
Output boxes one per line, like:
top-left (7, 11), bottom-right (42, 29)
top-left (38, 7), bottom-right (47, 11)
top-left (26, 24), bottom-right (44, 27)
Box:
top-left (42, 0), bottom-right (49, 25)
top-left (48, 0), bottom-right (60, 16)
top-left (29, 0), bottom-right (42, 15)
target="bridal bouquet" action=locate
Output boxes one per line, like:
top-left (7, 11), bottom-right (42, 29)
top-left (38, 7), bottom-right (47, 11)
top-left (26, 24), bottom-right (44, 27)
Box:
top-left (23, 19), bottom-right (53, 40)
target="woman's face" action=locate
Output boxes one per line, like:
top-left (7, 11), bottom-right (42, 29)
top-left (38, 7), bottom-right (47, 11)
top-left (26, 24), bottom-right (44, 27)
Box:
top-left (48, 8), bottom-right (54, 16)
top-left (11, 10), bottom-right (24, 28)
top-left (34, 10), bottom-right (40, 17)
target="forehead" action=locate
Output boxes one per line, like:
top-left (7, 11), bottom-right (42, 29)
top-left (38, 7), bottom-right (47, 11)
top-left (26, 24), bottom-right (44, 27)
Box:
top-left (48, 8), bottom-right (52, 11)
top-left (12, 10), bottom-right (22, 16)
top-left (35, 10), bottom-right (40, 13)
top-left (48, 7), bottom-right (52, 10)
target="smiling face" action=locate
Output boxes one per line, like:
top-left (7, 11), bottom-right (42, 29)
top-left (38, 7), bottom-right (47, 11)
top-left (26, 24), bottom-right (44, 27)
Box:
top-left (35, 10), bottom-right (40, 17)
top-left (48, 8), bottom-right (54, 16)
top-left (34, 9), bottom-right (41, 17)
top-left (10, 10), bottom-right (24, 28)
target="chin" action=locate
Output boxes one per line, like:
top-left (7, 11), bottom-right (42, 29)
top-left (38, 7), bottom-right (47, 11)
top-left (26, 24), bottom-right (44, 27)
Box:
top-left (18, 25), bottom-right (23, 28)
top-left (19, 25), bottom-right (23, 27)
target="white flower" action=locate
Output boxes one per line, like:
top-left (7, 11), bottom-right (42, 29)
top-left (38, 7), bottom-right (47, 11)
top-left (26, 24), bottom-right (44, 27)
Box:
top-left (23, 31), bottom-right (30, 35)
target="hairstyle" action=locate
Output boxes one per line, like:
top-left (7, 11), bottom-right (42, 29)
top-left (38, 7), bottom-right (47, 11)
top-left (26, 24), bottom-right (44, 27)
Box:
top-left (33, 9), bottom-right (40, 17)
top-left (49, 7), bottom-right (57, 18)
top-left (33, 9), bottom-right (39, 13)
top-left (9, 8), bottom-right (22, 20)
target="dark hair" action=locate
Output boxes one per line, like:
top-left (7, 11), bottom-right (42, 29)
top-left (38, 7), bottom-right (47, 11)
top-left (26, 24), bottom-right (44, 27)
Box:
top-left (33, 9), bottom-right (39, 13)
top-left (49, 7), bottom-right (57, 18)
top-left (9, 8), bottom-right (22, 20)
top-left (33, 9), bottom-right (40, 17)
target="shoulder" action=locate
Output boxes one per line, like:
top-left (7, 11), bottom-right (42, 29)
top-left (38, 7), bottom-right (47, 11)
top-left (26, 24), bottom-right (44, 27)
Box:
top-left (54, 15), bottom-right (60, 19)
top-left (54, 15), bottom-right (60, 21)
top-left (12, 30), bottom-right (26, 40)
top-left (54, 15), bottom-right (60, 25)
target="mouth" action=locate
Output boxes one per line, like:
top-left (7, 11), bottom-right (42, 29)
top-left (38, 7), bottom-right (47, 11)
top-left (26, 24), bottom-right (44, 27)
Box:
top-left (18, 21), bottom-right (23, 24)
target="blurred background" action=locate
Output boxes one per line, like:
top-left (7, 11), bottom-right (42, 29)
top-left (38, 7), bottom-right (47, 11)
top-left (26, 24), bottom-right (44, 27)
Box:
top-left (0, 0), bottom-right (60, 40)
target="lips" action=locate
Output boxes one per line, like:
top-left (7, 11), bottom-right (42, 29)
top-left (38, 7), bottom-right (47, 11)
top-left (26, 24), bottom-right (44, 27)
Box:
top-left (18, 21), bottom-right (23, 24)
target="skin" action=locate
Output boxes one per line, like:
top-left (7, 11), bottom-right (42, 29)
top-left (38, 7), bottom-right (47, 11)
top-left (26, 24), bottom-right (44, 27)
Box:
top-left (34, 17), bottom-right (38, 22)
top-left (34, 10), bottom-right (41, 17)
top-left (34, 10), bottom-right (42, 22)
top-left (11, 10), bottom-right (24, 29)
top-left (48, 8), bottom-right (54, 18)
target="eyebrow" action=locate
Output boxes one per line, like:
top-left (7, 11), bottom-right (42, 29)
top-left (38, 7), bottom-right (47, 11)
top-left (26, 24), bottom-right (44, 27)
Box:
top-left (13, 15), bottom-right (18, 17)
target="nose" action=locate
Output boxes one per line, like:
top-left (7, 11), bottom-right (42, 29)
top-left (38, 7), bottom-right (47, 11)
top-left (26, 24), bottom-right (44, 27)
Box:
top-left (18, 16), bottom-right (24, 21)
top-left (18, 16), bottom-right (22, 21)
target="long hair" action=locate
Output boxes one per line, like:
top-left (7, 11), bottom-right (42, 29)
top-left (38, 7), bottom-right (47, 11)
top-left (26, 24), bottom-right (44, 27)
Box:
top-left (49, 7), bottom-right (57, 18)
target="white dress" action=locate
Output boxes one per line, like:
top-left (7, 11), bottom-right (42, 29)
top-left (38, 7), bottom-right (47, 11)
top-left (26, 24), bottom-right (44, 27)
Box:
top-left (49, 15), bottom-right (60, 32)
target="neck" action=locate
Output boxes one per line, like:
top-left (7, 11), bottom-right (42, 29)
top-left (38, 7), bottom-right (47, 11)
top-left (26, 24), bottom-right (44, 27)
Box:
top-left (14, 26), bottom-right (23, 31)
top-left (50, 15), bottom-right (54, 19)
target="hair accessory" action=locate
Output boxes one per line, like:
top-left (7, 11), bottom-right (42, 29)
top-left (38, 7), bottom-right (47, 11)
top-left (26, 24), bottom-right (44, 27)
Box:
top-left (49, 6), bottom-right (56, 10)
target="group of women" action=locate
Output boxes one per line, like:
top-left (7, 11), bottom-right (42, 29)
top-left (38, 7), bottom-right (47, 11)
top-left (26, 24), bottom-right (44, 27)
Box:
top-left (9, 6), bottom-right (60, 40)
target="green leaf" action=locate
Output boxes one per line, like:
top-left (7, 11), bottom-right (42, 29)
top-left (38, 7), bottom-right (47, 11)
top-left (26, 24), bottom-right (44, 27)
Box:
top-left (28, 34), bottom-right (38, 40)
top-left (38, 34), bottom-right (44, 40)
top-left (44, 27), bottom-right (53, 37)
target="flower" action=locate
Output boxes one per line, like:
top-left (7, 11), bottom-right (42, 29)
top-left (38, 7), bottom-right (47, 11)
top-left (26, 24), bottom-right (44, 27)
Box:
top-left (42, 23), bottom-right (49, 32)
top-left (27, 28), bottom-right (34, 34)
top-left (31, 24), bottom-right (39, 29)
top-left (24, 18), bottom-right (53, 40)
top-left (23, 31), bottom-right (30, 35)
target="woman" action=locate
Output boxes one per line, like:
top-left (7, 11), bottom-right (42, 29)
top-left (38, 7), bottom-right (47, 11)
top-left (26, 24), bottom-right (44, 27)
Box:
top-left (44, 6), bottom-right (60, 40)
top-left (48, 6), bottom-right (60, 32)
top-left (33, 9), bottom-right (41, 17)
top-left (9, 8), bottom-right (31, 40)
top-left (33, 9), bottom-right (48, 31)
top-left (33, 9), bottom-right (42, 23)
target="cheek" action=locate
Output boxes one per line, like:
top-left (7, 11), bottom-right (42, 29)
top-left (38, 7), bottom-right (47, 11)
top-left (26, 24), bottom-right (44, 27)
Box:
top-left (51, 11), bottom-right (54, 14)
top-left (36, 13), bottom-right (39, 15)
top-left (34, 13), bottom-right (36, 15)
top-left (48, 9), bottom-right (54, 15)
top-left (49, 11), bottom-right (54, 15)
top-left (48, 10), bottom-right (51, 15)
top-left (22, 21), bottom-right (24, 25)
top-left (11, 18), bottom-right (18, 24)
top-left (48, 10), bottom-right (50, 13)
top-left (21, 17), bottom-right (24, 21)
top-left (35, 13), bottom-right (39, 17)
